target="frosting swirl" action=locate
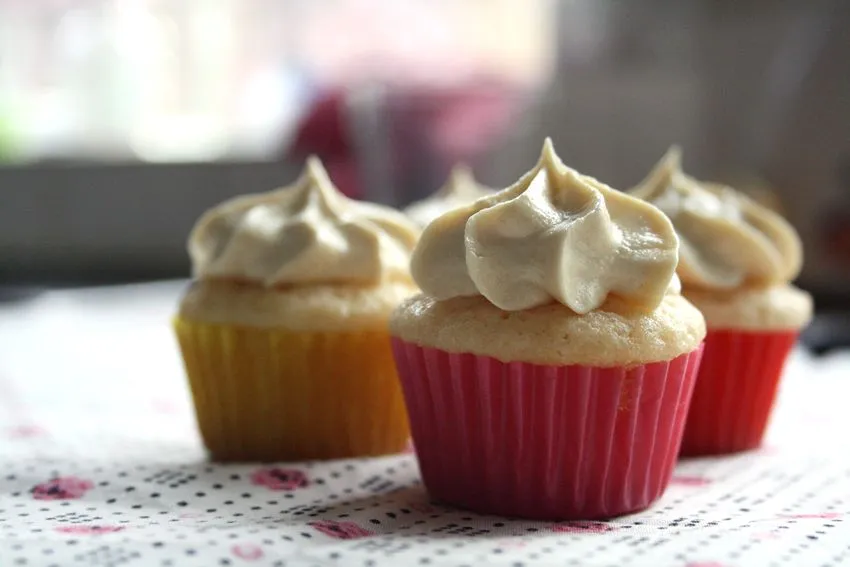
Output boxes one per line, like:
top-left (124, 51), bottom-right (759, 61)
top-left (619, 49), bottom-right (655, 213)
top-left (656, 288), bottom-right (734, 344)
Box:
top-left (404, 166), bottom-right (494, 227)
top-left (630, 148), bottom-right (803, 290)
top-left (410, 139), bottom-right (680, 314)
top-left (189, 157), bottom-right (420, 286)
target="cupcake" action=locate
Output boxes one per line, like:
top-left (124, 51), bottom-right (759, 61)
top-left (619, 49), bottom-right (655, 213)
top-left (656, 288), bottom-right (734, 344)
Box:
top-left (390, 139), bottom-right (706, 520)
top-left (174, 157), bottom-right (420, 462)
top-left (631, 148), bottom-right (813, 456)
top-left (404, 165), bottom-right (494, 227)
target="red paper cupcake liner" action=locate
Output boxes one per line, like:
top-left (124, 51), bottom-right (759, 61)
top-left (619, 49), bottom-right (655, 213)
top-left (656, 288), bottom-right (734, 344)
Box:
top-left (391, 339), bottom-right (704, 520)
top-left (679, 330), bottom-right (798, 457)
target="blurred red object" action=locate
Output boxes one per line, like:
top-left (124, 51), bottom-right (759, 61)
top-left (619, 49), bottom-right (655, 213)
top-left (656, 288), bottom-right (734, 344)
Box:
top-left (289, 90), bottom-right (362, 199)
top-left (288, 81), bottom-right (524, 202)
top-left (290, 91), bottom-right (351, 159)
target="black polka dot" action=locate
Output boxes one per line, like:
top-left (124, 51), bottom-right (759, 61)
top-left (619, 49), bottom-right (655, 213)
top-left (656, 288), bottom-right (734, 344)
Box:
top-left (177, 502), bottom-right (187, 507)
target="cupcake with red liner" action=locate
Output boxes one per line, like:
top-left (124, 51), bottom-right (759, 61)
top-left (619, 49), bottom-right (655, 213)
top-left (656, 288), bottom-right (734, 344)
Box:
top-left (404, 165), bottom-right (494, 228)
top-left (390, 139), bottom-right (706, 520)
top-left (631, 148), bottom-right (813, 457)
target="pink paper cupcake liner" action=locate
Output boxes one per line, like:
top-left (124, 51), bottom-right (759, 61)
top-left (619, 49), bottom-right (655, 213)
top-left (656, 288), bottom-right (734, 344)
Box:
top-left (391, 339), bottom-right (704, 520)
top-left (680, 330), bottom-right (798, 457)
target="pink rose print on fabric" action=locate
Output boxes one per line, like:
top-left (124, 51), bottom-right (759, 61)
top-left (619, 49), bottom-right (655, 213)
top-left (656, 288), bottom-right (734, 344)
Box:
top-left (6, 425), bottom-right (47, 439)
top-left (151, 398), bottom-right (180, 415)
top-left (778, 512), bottom-right (842, 519)
top-left (671, 476), bottom-right (713, 486)
top-left (492, 539), bottom-right (529, 551)
top-left (552, 521), bottom-right (614, 534)
top-left (55, 525), bottom-right (124, 535)
top-left (309, 520), bottom-right (373, 539)
top-left (231, 544), bottom-right (264, 561)
top-left (32, 477), bottom-right (93, 500)
top-left (250, 468), bottom-right (308, 491)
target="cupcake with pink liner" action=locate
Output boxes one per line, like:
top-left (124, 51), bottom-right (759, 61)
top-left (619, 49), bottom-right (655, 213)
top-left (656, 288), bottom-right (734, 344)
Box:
top-left (631, 148), bottom-right (812, 456)
top-left (404, 165), bottom-right (494, 228)
top-left (390, 139), bottom-right (706, 520)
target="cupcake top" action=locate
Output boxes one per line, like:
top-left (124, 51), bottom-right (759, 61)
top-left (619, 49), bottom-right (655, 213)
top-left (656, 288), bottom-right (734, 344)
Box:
top-left (188, 157), bottom-right (420, 288)
top-left (393, 139), bottom-right (706, 366)
top-left (630, 148), bottom-right (803, 291)
top-left (404, 166), bottom-right (494, 228)
top-left (411, 139), bottom-right (680, 314)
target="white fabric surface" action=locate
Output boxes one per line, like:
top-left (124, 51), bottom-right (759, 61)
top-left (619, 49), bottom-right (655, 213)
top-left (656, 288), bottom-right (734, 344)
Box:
top-left (0, 281), bottom-right (848, 567)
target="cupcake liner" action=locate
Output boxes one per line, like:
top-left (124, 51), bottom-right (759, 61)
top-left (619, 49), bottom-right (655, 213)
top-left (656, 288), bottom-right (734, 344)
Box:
top-left (391, 339), bottom-right (704, 520)
top-left (174, 318), bottom-right (409, 462)
top-left (679, 329), bottom-right (798, 457)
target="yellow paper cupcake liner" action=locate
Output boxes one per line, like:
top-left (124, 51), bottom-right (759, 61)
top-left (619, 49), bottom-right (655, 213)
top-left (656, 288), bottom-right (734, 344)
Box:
top-left (173, 317), bottom-right (410, 462)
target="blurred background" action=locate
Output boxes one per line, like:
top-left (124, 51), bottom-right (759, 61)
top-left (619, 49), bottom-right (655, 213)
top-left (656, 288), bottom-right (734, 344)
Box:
top-left (0, 0), bottom-right (848, 331)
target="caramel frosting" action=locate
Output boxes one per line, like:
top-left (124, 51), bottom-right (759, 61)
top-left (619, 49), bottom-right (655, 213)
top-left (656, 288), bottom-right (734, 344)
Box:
top-left (188, 158), bottom-right (420, 287)
top-left (410, 139), bottom-right (681, 314)
top-left (630, 148), bottom-right (803, 291)
top-left (404, 165), bottom-right (494, 227)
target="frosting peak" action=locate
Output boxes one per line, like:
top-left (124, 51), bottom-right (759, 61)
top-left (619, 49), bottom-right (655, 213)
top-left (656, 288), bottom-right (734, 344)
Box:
top-left (404, 165), bottom-right (494, 228)
top-left (630, 148), bottom-right (803, 290)
top-left (411, 139), bottom-right (680, 314)
top-left (189, 157), bottom-right (420, 286)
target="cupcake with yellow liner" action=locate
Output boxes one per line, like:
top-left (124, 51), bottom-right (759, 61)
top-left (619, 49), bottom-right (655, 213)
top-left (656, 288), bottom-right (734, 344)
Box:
top-left (404, 165), bottom-right (494, 228)
top-left (174, 157), bottom-right (420, 462)
top-left (631, 148), bottom-right (813, 457)
top-left (390, 139), bottom-right (706, 520)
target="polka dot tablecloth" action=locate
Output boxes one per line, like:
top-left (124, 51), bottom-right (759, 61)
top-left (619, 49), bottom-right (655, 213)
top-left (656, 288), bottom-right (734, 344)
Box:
top-left (1, 281), bottom-right (849, 567)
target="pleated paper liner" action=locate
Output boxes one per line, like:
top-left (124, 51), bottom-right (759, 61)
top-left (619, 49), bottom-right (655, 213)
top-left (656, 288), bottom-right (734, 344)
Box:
top-left (391, 339), bottom-right (704, 520)
top-left (679, 329), bottom-right (798, 457)
top-left (174, 317), bottom-right (410, 462)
